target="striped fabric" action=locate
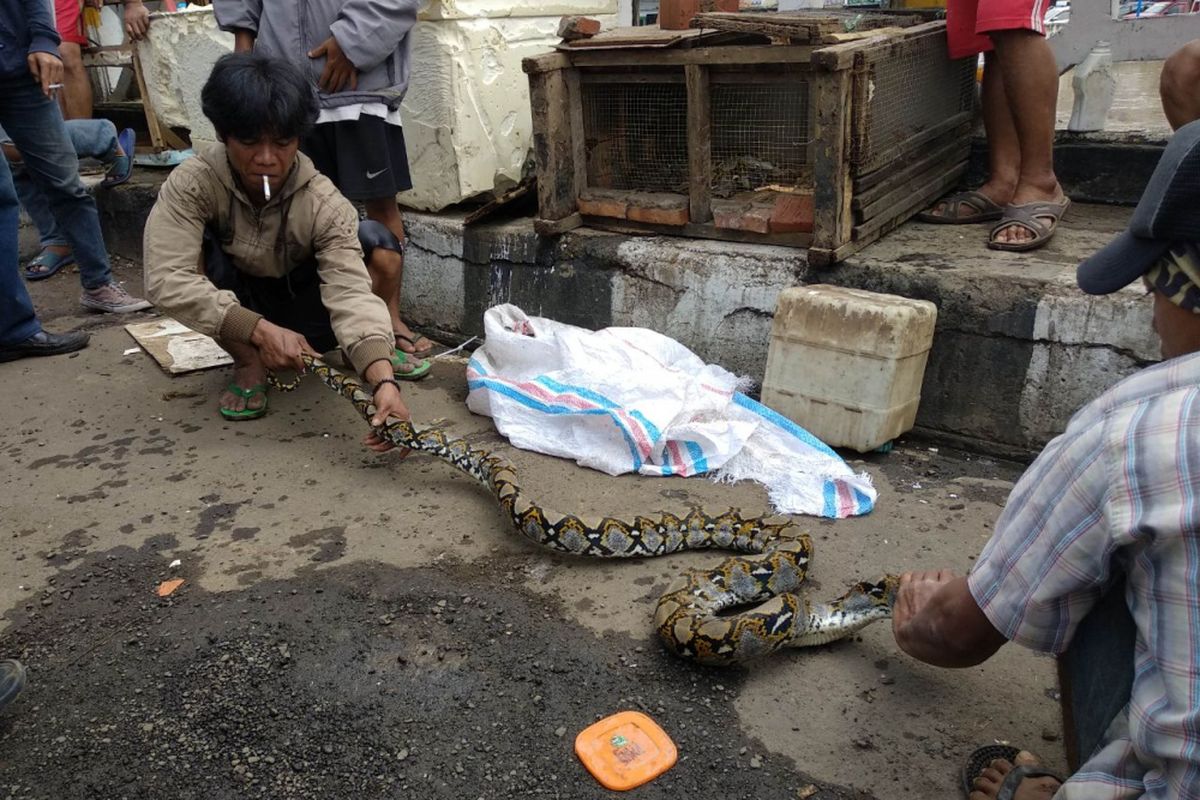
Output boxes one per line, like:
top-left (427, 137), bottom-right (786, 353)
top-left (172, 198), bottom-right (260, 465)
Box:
top-left (968, 352), bottom-right (1200, 799)
top-left (465, 305), bottom-right (877, 519)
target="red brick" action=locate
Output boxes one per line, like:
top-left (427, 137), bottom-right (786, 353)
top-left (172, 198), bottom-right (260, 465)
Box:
top-left (578, 195), bottom-right (628, 219)
top-left (769, 192), bottom-right (815, 234)
top-left (712, 200), bottom-right (771, 234)
top-left (628, 204), bottom-right (689, 226)
top-left (558, 16), bottom-right (602, 40)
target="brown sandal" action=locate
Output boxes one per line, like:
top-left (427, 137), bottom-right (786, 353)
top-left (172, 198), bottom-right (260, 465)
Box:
top-left (917, 189), bottom-right (1005, 224)
top-left (987, 198), bottom-right (1071, 252)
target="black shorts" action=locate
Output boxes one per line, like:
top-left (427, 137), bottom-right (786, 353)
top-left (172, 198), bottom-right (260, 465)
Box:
top-left (202, 227), bottom-right (339, 353)
top-left (301, 114), bottom-right (414, 202)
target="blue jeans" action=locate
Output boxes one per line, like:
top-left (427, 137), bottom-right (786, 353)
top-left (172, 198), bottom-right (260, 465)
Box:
top-left (0, 146), bottom-right (42, 346)
top-left (8, 119), bottom-right (119, 250)
top-left (0, 78), bottom-right (112, 289)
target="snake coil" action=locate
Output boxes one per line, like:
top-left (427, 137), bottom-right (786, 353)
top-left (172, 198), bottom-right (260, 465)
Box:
top-left (280, 355), bottom-right (898, 665)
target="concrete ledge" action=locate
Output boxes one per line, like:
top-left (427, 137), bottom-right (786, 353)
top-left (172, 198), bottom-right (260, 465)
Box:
top-left (94, 173), bottom-right (1153, 456)
top-left (968, 131), bottom-right (1167, 206)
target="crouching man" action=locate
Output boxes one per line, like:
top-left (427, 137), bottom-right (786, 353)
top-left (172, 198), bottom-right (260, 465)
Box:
top-left (144, 52), bottom-right (409, 428)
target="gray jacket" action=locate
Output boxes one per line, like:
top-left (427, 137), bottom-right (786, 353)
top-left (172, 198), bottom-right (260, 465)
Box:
top-left (214, 0), bottom-right (419, 110)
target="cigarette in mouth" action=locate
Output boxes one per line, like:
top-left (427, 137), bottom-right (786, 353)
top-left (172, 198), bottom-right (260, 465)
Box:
top-left (48, 83), bottom-right (65, 89)
top-left (262, 174), bottom-right (271, 201)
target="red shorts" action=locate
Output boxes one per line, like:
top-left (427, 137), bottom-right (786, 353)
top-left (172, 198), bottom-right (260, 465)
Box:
top-left (945, 0), bottom-right (1048, 59)
top-left (54, 0), bottom-right (88, 46)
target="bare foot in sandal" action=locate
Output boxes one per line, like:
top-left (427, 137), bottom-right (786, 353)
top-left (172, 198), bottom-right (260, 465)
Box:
top-left (990, 184), bottom-right (1070, 251)
top-left (220, 359), bottom-right (268, 419)
top-left (393, 321), bottom-right (435, 357)
top-left (969, 751), bottom-right (1062, 800)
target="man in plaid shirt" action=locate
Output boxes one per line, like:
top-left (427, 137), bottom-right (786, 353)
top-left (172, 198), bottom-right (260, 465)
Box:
top-left (892, 120), bottom-right (1200, 799)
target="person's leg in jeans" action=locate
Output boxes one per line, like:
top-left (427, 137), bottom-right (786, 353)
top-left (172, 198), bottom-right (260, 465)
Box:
top-left (0, 138), bottom-right (89, 358)
top-left (0, 143), bottom-right (41, 347)
top-left (0, 78), bottom-right (148, 312)
top-left (10, 119), bottom-right (121, 276)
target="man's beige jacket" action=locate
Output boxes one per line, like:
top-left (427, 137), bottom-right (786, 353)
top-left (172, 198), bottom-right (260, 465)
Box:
top-left (143, 143), bottom-right (394, 376)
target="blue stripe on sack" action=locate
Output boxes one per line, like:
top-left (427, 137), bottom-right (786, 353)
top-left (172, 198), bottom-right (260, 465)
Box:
top-left (467, 377), bottom-right (644, 470)
top-left (534, 376), bottom-right (664, 443)
top-left (684, 441), bottom-right (708, 474)
top-left (852, 486), bottom-right (875, 514)
top-left (732, 393), bottom-right (841, 459)
top-left (823, 480), bottom-right (837, 518)
top-left (660, 445), bottom-right (674, 476)
top-left (467, 357), bottom-right (488, 376)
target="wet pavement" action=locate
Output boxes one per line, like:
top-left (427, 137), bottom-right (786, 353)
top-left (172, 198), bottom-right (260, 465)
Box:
top-left (1, 275), bottom-right (1066, 798)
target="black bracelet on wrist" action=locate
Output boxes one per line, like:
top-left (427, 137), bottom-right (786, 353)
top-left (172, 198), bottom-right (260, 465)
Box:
top-left (373, 377), bottom-right (401, 396)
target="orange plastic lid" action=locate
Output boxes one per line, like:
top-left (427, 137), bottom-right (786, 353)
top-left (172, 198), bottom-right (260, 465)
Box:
top-left (574, 711), bottom-right (678, 791)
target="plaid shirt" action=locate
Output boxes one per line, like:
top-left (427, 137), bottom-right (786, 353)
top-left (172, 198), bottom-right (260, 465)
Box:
top-left (969, 352), bottom-right (1200, 800)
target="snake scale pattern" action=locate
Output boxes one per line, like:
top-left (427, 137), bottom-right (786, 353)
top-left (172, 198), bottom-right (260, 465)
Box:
top-left (292, 355), bottom-right (900, 666)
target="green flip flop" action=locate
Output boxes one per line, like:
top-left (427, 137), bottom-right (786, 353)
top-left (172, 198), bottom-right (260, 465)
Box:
top-left (219, 383), bottom-right (268, 421)
top-left (390, 349), bottom-right (432, 380)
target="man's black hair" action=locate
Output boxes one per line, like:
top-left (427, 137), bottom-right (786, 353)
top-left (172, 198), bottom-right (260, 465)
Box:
top-left (201, 52), bottom-right (318, 142)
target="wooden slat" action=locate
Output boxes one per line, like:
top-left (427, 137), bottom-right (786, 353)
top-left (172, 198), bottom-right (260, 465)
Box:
top-left (811, 20), bottom-right (947, 71)
top-left (556, 26), bottom-right (703, 50)
top-left (528, 68), bottom-right (579, 222)
top-left (583, 216), bottom-right (812, 248)
top-left (565, 69), bottom-right (589, 209)
top-left (523, 52), bottom-right (572, 75)
top-left (131, 47), bottom-right (167, 152)
top-left (855, 155), bottom-right (968, 222)
top-left (690, 11), bottom-right (924, 43)
top-left (535, 212), bottom-right (583, 236)
top-left (852, 162), bottom-right (967, 241)
top-left (855, 114), bottom-right (972, 180)
top-left (579, 72), bottom-right (686, 84)
top-left (685, 64), bottom-right (713, 224)
top-left (853, 136), bottom-right (970, 212)
top-left (82, 44), bottom-right (134, 68)
top-left (810, 67), bottom-right (853, 254)
top-left (564, 44), bottom-right (817, 68)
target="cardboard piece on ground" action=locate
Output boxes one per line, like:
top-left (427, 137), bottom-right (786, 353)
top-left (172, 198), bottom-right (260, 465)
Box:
top-left (156, 578), bottom-right (185, 597)
top-left (125, 318), bottom-right (233, 375)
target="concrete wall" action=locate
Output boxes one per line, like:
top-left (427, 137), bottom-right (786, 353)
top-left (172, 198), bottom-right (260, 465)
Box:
top-left (136, 3), bottom-right (616, 210)
top-left (398, 206), bottom-right (1157, 456)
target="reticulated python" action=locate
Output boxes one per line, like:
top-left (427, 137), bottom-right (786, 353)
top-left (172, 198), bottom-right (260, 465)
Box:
top-left (280, 355), bottom-right (899, 666)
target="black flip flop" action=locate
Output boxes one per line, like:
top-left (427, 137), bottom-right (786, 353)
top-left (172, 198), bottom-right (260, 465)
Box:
top-left (962, 744), bottom-right (1021, 797)
top-left (961, 744), bottom-right (1064, 799)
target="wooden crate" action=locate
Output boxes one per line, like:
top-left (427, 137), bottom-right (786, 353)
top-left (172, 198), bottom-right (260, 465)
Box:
top-left (522, 21), bottom-right (975, 265)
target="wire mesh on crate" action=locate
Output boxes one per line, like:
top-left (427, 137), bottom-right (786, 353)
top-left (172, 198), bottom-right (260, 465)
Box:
top-left (581, 78), bottom-right (689, 194)
top-left (855, 39), bottom-right (976, 172)
top-left (711, 80), bottom-right (811, 197)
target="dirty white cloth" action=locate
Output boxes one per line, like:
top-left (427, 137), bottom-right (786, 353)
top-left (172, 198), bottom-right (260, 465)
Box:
top-left (466, 305), bottom-right (876, 519)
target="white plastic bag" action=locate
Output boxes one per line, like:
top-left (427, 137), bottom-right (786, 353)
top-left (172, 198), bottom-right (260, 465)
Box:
top-left (466, 305), bottom-right (875, 518)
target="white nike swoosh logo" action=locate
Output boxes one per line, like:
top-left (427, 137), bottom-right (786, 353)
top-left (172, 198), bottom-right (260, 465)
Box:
top-left (366, 168), bottom-right (389, 179)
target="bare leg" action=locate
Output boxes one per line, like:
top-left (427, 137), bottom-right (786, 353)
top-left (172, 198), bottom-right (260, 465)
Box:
top-left (219, 339), bottom-right (267, 415)
top-left (363, 196), bottom-right (429, 354)
top-left (58, 43), bottom-right (94, 121)
top-left (978, 51), bottom-right (1021, 206)
top-left (365, 245), bottom-right (404, 340)
top-left (989, 29), bottom-right (1066, 246)
top-left (1161, 40), bottom-right (1200, 131)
